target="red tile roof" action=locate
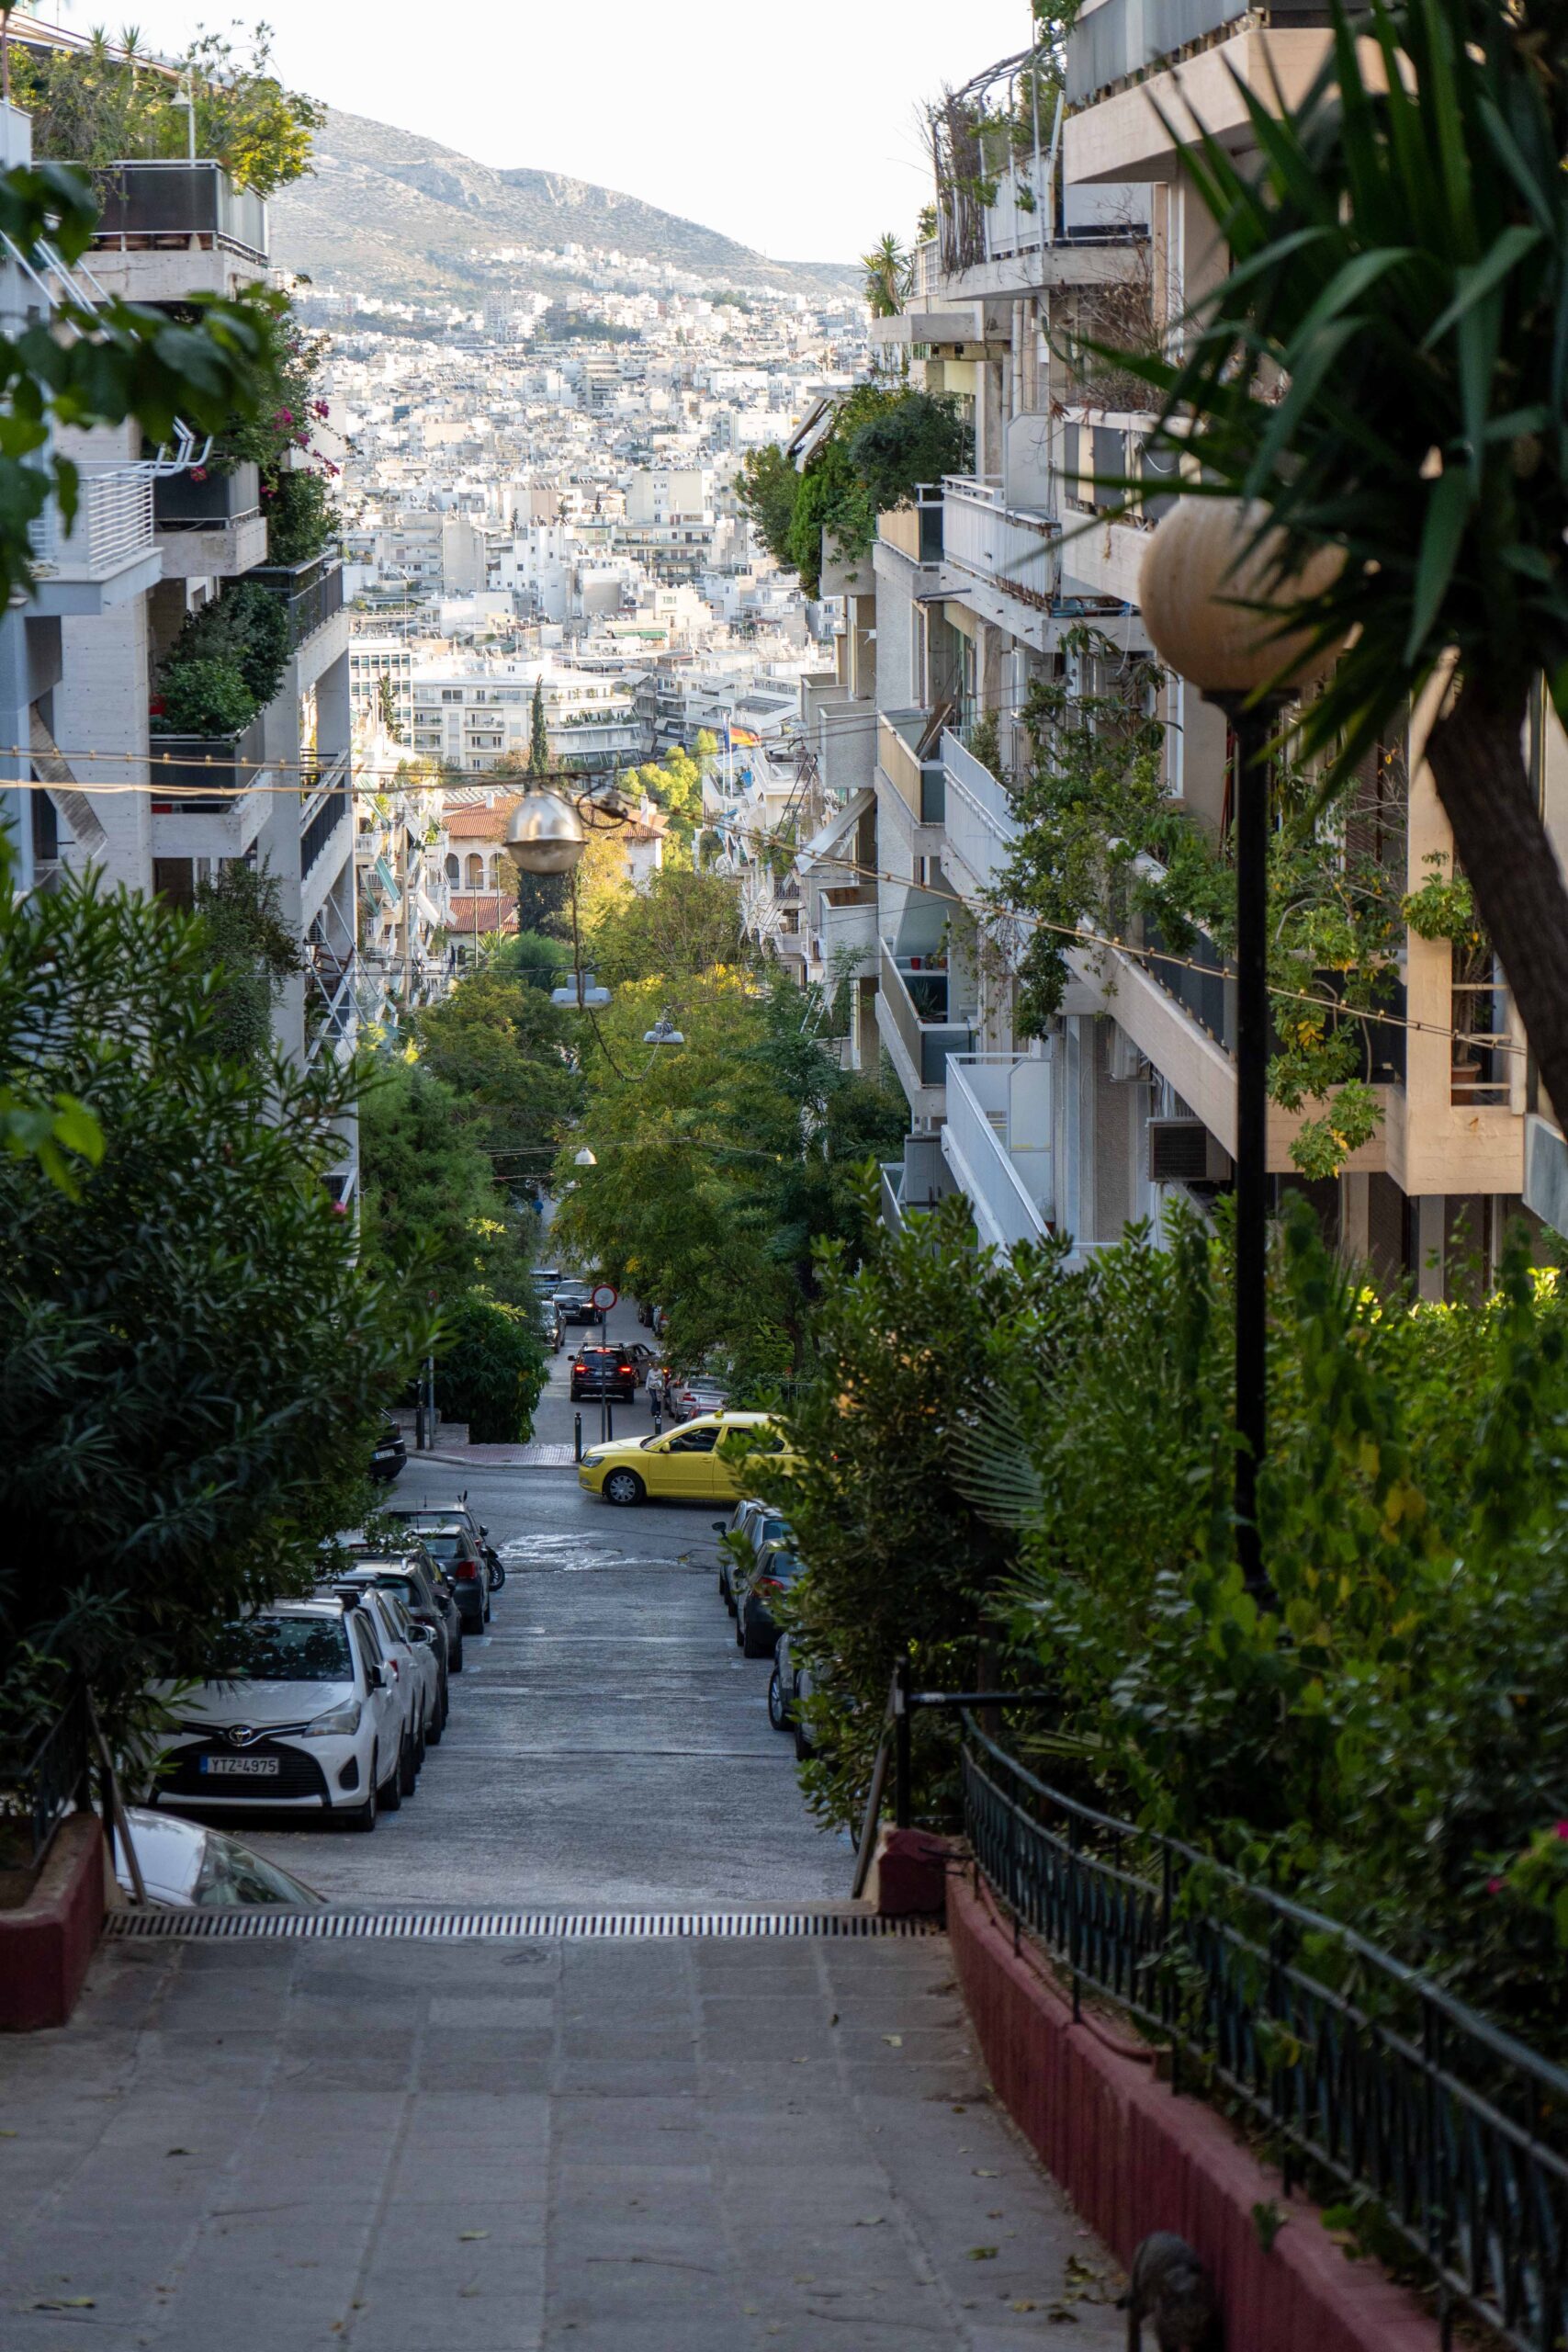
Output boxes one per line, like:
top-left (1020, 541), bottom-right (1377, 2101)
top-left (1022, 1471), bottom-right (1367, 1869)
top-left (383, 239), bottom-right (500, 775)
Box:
top-left (447, 893), bottom-right (518, 935)
top-left (445, 795), bottom-right (522, 841)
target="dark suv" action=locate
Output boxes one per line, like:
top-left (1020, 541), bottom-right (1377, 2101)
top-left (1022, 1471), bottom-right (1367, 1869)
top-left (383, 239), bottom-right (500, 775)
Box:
top-left (570, 1345), bottom-right (637, 1403)
top-left (413, 1524), bottom-right (490, 1634)
top-left (334, 1550), bottom-right (463, 1690)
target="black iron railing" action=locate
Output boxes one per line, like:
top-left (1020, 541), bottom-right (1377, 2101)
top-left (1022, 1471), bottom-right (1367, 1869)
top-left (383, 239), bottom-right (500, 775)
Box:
top-left (960, 1717), bottom-right (1568, 2352)
top-left (300, 779), bottom-right (349, 879)
top-left (0, 1688), bottom-right (91, 1865)
top-left (250, 554), bottom-right (344, 652)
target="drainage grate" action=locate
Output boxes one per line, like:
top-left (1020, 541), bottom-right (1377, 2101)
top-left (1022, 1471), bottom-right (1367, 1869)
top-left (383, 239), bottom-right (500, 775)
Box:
top-left (107, 1906), bottom-right (938, 1943)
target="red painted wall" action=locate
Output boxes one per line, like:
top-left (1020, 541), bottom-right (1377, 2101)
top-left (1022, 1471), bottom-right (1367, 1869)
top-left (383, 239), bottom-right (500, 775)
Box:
top-left (0, 1813), bottom-right (106, 2031)
top-left (948, 1867), bottom-right (1440, 2352)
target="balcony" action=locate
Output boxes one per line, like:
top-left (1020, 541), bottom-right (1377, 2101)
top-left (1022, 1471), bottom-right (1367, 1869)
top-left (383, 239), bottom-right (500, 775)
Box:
top-left (878, 935), bottom-right (975, 1097)
top-left (148, 717), bottom-right (270, 857)
top-left (251, 554), bottom-right (345, 654)
top-left (153, 459), bottom-right (266, 580)
top-left (876, 493), bottom-right (943, 567)
top-left (815, 886), bottom-right (878, 978)
top-left (941, 1053), bottom-right (1055, 1251)
top-left (86, 161), bottom-right (268, 300)
top-left (27, 465), bottom-right (159, 614)
top-left (301, 753), bottom-right (353, 889)
top-left (1066, 0), bottom-right (1333, 107)
top-left (877, 710), bottom-right (946, 830)
top-left (942, 477), bottom-right (1062, 632)
top-left (941, 729), bottom-right (1021, 894)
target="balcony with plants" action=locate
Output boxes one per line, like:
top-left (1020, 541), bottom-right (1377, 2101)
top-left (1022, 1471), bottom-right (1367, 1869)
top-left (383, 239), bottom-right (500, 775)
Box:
top-left (997, 625), bottom-right (1423, 1183)
top-left (148, 579), bottom-right (288, 838)
top-left (738, 386), bottom-right (970, 602)
top-left (13, 27), bottom-right (322, 296)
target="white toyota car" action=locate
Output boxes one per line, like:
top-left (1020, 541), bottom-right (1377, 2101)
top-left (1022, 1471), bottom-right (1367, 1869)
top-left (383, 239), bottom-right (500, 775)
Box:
top-left (154, 1598), bottom-right (404, 1830)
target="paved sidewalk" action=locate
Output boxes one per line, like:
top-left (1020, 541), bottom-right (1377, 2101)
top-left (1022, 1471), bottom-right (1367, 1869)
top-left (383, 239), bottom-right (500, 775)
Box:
top-left (0, 1927), bottom-right (1125, 2352)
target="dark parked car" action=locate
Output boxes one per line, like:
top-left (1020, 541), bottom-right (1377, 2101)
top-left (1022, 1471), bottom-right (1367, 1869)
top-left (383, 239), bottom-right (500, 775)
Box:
top-left (735, 1536), bottom-right (803, 1659)
top-left (388, 1503), bottom-right (503, 1593)
top-left (412, 1523), bottom-right (491, 1633)
top-left (368, 1419), bottom-right (406, 1483)
top-left (570, 1344), bottom-right (637, 1402)
top-left (713, 1500), bottom-right (791, 1615)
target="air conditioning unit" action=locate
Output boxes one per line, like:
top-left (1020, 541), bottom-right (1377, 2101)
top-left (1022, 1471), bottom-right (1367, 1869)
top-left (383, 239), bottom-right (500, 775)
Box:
top-left (1106, 1027), bottom-right (1149, 1083)
top-left (1148, 1119), bottom-right (1227, 1184)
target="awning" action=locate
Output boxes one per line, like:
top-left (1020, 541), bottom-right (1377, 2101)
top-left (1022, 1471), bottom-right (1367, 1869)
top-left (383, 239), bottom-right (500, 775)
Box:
top-left (798, 786), bottom-right (874, 872)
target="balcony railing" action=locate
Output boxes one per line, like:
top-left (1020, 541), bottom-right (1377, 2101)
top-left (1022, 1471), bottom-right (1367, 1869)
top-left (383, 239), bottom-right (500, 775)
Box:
top-left (149, 716), bottom-right (267, 815)
top-left (1066, 0), bottom-right (1336, 107)
top-left (1452, 977), bottom-right (1516, 1106)
top-left (301, 778), bottom-right (351, 883)
top-left (943, 1053), bottom-right (1054, 1250)
top-left (251, 553), bottom-right (344, 652)
top-left (28, 464), bottom-right (154, 579)
top-left (941, 728), bottom-right (1021, 892)
top-left (879, 936), bottom-right (974, 1088)
top-left (943, 477), bottom-right (1062, 609)
top-left (817, 886), bottom-right (878, 970)
top-left (88, 160), bottom-right (267, 263)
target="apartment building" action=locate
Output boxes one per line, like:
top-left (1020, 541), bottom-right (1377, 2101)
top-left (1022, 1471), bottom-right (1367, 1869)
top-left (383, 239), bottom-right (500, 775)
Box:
top-left (354, 712), bottom-right (452, 1039)
top-left (827, 0), bottom-right (1556, 1289)
top-left (409, 654), bottom-right (641, 776)
top-left (2, 101), bottom-right (360, 1192)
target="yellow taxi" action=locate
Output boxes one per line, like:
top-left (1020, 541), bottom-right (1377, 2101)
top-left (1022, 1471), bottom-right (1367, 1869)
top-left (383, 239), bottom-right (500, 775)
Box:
top-left (578, 1411), bottom-right (784, 1508)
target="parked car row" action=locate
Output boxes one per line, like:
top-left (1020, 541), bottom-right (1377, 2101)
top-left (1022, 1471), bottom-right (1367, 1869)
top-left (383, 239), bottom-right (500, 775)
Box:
top-left (714, 1498), bottom-right (817, 1763)
top-left (145, 1503), bottom-right (505, 1848)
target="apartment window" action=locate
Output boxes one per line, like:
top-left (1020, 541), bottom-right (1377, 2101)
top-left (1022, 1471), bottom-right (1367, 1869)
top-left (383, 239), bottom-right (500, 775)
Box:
top-left (441, 689), bottom-right (463, 704)
top-left (465, 853), bottom-right (484, 887)
top-left (445, 854), bottom-right (459, 885)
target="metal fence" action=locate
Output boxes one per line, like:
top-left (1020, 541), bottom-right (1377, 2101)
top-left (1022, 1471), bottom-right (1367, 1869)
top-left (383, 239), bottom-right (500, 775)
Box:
top-left (0, 1688), bottom-right (90, 1865)
top-left (29, 465), bottom-right (155, 578)
top-left (960, 1716), bottom-right (1568, 2352)
top-left (252, 555), bottom-right (344, 652)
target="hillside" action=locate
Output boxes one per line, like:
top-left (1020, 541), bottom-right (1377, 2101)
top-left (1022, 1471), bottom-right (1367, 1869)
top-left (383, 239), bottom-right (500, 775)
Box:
top-left (268, 110), bottom-right (856, 305)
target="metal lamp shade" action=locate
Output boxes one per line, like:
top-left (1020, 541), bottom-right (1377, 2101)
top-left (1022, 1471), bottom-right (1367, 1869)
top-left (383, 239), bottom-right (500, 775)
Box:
top-left (502, 791), bottom-right (587, 876)
top-left (1138, 497), bottom-right (1344, 695)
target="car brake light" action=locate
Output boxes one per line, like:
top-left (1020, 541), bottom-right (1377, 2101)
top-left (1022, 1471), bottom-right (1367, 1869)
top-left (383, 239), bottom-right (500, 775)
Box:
top-left (617, 1363), bottom-right (632, 1374)
top-left (453, 1560), bottom-right (479, 1580)
top-left (757, 1577), bottom-right (784, 1594)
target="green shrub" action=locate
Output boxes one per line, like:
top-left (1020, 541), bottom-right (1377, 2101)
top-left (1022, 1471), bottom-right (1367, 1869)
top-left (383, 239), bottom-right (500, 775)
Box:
top-left (435, 1292), bottom-right (546, 1443)
top-left (151, 656), bottom-right (255, 737)
top-left (265, 468), bottom-right (337, 566)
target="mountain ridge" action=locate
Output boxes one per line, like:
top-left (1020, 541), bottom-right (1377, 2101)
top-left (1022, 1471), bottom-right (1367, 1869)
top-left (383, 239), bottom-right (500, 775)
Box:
top-left (268, 109), bottom-right (858, 306)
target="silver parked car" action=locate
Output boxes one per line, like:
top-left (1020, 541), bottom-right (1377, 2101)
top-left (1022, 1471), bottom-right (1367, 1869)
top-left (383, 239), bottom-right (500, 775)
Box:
top-left (712, 1499), bottom-right (791, 1615)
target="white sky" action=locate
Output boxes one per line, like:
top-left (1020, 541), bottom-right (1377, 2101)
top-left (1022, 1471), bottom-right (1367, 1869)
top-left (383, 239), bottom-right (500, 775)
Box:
top-left (51, 0), bottom-right (1035, 261)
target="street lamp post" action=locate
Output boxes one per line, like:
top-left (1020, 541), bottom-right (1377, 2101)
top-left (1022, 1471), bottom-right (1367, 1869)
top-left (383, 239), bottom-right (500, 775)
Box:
top-left (1138, 498), bottom-right (1342, 1608)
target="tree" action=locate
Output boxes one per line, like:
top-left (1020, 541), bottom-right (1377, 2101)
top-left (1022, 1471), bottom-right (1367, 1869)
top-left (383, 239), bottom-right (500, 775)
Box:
top-left (0, 164), bottom-right (286, 605)
top-left (434, 1293), bottom-right (545, 1443)
top-left (0, 866), bottom-right (430, 1745)
top-left (737, 444), bottom-right (798, 568)
top-left (12, 21), bottom-right (324, 195)
top-left (750, 1193), bottom-right (1061, 1831)
top-left (585, 865), bottom-right (750, 984)
top-left (357, 1058), bottom-right (509, 1300)
top-left (1133, 0), bottom-right (1568, 1155)
top-left (861, 232), bottom-right (910, 319)
top-left (551, 973), bottom-right (906, 1381)
top-left (191, 860), bottom-right (302, 1066)
top-left (528, 678), bottom-right (550, 776)
top-left (412, 962), bottom-right (580, 1193)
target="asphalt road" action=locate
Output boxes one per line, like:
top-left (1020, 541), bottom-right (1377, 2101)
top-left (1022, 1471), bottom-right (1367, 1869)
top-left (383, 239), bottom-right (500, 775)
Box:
top-left (243, 1302), bottom-right (847, 1908)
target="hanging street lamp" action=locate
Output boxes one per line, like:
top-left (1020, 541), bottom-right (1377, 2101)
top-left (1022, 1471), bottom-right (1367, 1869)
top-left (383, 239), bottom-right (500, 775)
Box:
top-left (1138, 497), bottom-right (1342, 1607)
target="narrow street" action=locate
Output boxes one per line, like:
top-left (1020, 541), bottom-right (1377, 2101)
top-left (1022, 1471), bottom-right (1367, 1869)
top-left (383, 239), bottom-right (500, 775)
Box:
top-left (239, 1297), bottom-right (845, 1908)
top-left (0, 1312), bottom-right (1127, 2350)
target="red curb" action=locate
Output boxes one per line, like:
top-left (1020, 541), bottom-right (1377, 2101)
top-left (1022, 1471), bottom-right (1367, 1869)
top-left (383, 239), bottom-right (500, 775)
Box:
top-left (0, 1813), bottom-right (107, 2031)
top-left (947, 1868), bottom-right (1439, 2352)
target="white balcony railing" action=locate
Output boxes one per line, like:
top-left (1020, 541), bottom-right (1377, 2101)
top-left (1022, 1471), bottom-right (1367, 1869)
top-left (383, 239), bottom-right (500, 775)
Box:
top-left (29, 465), bottom-right (155, 579)
top-left (942, 477), bottom-right (1061, 609)
top-left (942, 1052), bottom-right (1055, 1251)
top-left (942, 728), bottom-right (1021, 893)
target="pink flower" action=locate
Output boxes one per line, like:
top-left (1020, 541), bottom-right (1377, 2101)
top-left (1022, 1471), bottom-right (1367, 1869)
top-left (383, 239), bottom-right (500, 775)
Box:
top-left (275, 408), bottom-right (295, 425)
top-left (313, 399), bottom-right (330, 419)
top-left (1555, 1821), bottom-right (1568, 1841)
top-left (190, 465), bottom-right (208, 482)
top-left (1486, 1877), bottom-right (1506, 1894)
top-left (331, 1201), bottom-right (349, 1216)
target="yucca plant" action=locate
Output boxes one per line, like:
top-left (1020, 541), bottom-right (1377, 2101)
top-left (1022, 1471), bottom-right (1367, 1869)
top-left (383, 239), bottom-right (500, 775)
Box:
top-left (1127, 0), bottom-right (1568, 1129)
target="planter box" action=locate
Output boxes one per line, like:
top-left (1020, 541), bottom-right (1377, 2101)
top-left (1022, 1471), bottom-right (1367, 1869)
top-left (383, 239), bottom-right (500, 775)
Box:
top-left (947, 1868), bottom-right (1439, 2352)
top-left (154, 460), bottom-right (260, 530)
top-left (0, 1813), bottom-right (106, 2031)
